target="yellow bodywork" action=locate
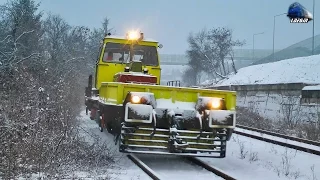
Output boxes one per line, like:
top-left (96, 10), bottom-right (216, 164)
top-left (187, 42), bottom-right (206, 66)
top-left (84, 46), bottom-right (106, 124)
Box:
top-left (100, 82), bottom-right (236, 110)
top-left (95, 37), bottom-right (161, 89)
top-left (91, 34), bottom-right (237, 157)
top-left (99, 82), bottom-right (236, 151)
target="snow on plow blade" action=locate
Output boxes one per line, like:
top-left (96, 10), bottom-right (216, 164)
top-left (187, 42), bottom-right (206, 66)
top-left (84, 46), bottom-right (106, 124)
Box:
top-left (99, 82), bottom-right (236, 158)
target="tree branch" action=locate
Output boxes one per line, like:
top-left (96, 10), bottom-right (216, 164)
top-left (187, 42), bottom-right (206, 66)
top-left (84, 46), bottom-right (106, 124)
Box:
top-left (13, 52), bottom-right (41, 65)
top-left (203, 54), bottom-right (227, 79)
top-left (15, 30), bottom-right (35, 43)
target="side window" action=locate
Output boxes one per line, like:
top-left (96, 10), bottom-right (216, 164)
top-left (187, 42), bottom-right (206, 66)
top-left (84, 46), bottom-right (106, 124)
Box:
top-left (96, 43), bottom-right (104, 64)
top-left (102, 45), bottom-right (126, 63)
top-left (101, 42), bottom-right (159, 66)
top-left (102, 50), bottom-right (123, 63)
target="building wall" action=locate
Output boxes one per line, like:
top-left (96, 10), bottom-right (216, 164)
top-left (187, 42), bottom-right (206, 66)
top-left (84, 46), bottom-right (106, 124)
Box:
top-left (207, 83), bottom-right (320, 122)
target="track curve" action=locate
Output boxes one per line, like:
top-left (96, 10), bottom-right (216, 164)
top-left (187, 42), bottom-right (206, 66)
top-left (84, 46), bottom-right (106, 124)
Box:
top-left (128, 153), bottom-right (237, 180)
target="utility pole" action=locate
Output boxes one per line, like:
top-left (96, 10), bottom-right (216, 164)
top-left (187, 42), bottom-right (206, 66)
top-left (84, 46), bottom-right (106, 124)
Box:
top-left (312, 0), bottom-right (315, 55)
top-left (273, 13), bottom-right (287, 61)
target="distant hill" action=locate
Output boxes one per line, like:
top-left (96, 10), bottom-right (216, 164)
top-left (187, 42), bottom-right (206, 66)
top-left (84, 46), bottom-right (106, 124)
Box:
top-left (253, 34), bottom-right (320, 65)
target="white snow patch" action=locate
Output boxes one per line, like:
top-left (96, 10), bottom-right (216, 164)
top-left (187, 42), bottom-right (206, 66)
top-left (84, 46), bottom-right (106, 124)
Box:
top-left (302, 85), bottom-right (320, 90)
top-left (136, 154), bottom-right (224, 180)
top-left (156, 98), bottom-right (195, 110)
top-left (91, 96), bottom-right (99, 100)
top-left (213, 54), bottom-right (320, 86)
top-left (38, 87), bottom-right (44, 92)
top-left (168, 109), bottom-right (175, 116)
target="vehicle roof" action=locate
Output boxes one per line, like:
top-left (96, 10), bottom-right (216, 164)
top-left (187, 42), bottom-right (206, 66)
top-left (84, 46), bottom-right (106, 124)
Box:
top-left (104, 35), bottom-right (158, 43)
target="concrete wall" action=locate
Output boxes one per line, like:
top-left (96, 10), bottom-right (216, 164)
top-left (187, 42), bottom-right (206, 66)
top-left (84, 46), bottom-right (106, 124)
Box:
top-left (207, 83), bottom-right (320, 122)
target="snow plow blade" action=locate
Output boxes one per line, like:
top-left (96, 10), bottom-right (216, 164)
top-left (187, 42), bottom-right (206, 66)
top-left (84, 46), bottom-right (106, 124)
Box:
top-left (96, 82), bottom-right (236, 158)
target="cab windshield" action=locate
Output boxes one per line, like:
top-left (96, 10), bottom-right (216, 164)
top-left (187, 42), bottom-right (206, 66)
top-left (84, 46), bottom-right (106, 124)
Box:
top-left (102, 42), bottom-right (159, 66)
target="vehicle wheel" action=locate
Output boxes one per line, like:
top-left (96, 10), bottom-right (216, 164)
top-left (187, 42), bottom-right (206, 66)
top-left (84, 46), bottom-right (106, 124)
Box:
top-left (100, 114), bottom-right (105, 132)
top-left (90, 109), bottom-right (96, 120)
top-left (103, 113), bottom-right (112, 133)
top-left (106, 122), bottom-right (112, 133)
top-left (118, 125), bottom-right (125, 152)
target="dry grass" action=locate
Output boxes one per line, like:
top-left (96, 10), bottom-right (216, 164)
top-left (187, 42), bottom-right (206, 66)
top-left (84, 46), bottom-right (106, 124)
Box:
top-left (236, 106), bottom-right (320, 142)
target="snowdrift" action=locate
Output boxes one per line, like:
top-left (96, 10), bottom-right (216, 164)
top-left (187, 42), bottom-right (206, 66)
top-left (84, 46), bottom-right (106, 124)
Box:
top-left (211, 54), bottom-right (320, 86)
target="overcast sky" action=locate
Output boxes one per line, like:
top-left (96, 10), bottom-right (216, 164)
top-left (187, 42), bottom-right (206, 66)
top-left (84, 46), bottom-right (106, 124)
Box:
top-left (1, 0), bottom-right (318, 54)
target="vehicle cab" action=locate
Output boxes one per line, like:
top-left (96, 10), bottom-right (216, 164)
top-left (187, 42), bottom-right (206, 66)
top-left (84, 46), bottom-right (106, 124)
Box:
top-left (94, 31), bottom-right (163, 90)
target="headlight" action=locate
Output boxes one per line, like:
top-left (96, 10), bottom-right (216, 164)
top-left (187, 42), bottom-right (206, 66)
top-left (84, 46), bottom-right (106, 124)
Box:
top-left (131, 95), bottom-right (141, 103)
top-left (196, 96), bottom-right (226, 111)
top-left (126, 92), bottom-right (156, 108)
top-left (127, 31), bottom-right (139, 40)
top-left (210, 99), bottom-right (221, 109)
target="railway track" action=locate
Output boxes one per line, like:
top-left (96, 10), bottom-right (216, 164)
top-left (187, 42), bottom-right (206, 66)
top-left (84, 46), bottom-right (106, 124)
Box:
top-left (127, 154), bottom-right (237, 180)
top-left (127, 154), bottom-right (161, 180)
top-left (236, 124), bottom-right (320, 146)
top-left (234, 125), bottom-right (320, 156)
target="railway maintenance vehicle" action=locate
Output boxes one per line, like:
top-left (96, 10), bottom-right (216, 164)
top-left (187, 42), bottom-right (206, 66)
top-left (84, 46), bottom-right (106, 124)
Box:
top-left (84, 30), bottom-right (236, 158)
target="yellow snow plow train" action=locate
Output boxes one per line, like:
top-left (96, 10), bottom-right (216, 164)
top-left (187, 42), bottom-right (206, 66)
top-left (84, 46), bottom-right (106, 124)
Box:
top-left (85, 31), bottom-right (236, 158)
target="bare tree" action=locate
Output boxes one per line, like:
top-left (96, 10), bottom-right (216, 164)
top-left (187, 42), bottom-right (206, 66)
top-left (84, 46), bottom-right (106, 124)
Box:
top-left (278, 94), bottom-right (303, 129)
top-left (101, 17), bottom-right (114, 36)
top-left (88, 16), bottom-right (114, 65)
top-left (0, 1), bottom-right (116, 179)
top-left (184, 27), bottom-right (245, 86)
top-left (182, 66), bottom-right (198, 86)
top-left (206, 27), bottom-right (245, 76)
top-left (229, 49), bottom-right (237, 74)
top-left (42, 13), bottom-right (71, 66)
top-left (185, 30), bottom-right (209, 85)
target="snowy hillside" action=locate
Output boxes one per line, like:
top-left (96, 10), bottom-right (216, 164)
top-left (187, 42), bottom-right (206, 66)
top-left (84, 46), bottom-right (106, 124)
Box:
top-left (210, 54), bottom-right (320, 86)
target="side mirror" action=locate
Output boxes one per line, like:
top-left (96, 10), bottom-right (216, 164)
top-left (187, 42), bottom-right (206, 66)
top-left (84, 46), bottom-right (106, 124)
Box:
top-left (158, 44), bottom-right (163, 49)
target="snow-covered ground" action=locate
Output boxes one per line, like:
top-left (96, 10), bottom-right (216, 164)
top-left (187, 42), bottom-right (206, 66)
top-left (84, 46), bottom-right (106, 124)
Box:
top-left (136, 154), bottom-right (224, 180)
top-left (235, 127), bottom-right (320, 152)
top-left (199, 133), bottom-right (320, 180)
top-left (204, 54), bottom-right (320, 86)
top-left (76, 109), bottom-right (320, 180)
top-left (200, 55), bottom-right (320, 122)
top-left (76, 110), bottom-right (152, 180)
